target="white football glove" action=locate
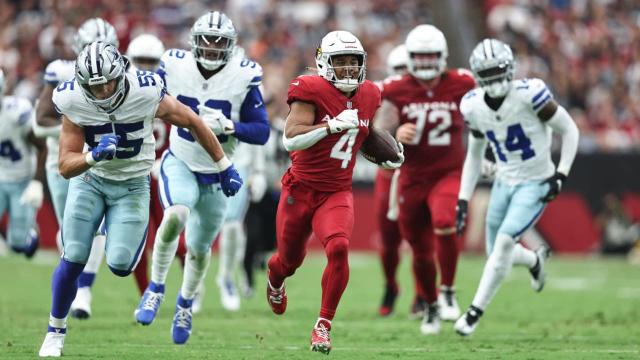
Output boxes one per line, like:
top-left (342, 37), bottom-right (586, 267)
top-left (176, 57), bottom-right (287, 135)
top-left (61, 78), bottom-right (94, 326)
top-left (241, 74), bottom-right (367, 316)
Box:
top-left (150, 159), bottom-right (161, 180)
top-left (327, 109), bottom-right (359, 134)
top-left (19, 180), bottom-right (44, 209)
top-left (198, 105), bottom-right (235, 135)
top-left (249, 172), bottom-right (268, 203)
top-left (481, 159), bottom-right (497, 178)
top-left (380, 142), bottom-right (405, 170)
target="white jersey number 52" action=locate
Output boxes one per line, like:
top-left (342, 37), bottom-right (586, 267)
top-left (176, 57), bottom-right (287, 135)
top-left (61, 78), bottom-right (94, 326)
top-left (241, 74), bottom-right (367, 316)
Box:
top-left (407, 109), bottom-right (451, 146)
top-left (330, 128), bottom-right (359, 168)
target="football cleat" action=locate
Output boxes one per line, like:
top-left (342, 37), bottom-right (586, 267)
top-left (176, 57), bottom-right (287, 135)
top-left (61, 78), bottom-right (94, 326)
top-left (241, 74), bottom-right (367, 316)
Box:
top-left (310, 318), bottom-right (332, 355)
top-left (135, 282), bottom-right (165, 325)
top-left (266, 275), bottom-right (287, 315)
top-left (217, 276), bottom-right (240, 312)
top-left (419, 303), bottom-right (441, 335)
top-left (70, 287), bottom-right (92, 319)
top-left (38, 327), bottom-right (66, 357)
top-left (409, 296), bottom-right (427, 320)
top-left (379, 285), bottom-right (399, 317)
top-left (530, 246), bottom-right (551, 292)
top-left (191, 282), bottom-right (205, 314)
top-left (172, 294), bottom-right (193, 344)
top-left (455, 305), bottom-right (484, 336)
top-left (438, 287), bottom-right (461, 321)
top-left (23, 228), bottom-right (39, 259)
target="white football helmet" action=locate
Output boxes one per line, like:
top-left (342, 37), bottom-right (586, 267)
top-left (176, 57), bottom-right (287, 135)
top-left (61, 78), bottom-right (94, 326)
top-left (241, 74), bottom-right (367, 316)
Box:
top-left (189, 11), bottom-right (237, 71)
top-left (126, 34), bottom-right (165, 72)
top-left (315, 31), bottom-right (367, 92)
top-left (386, 44), bottom-right (408, 76)
top-left (405, 24), bottom-right (448, 80)
top-left (75, 42), bottom-right (127, 112)
top-left (73, 17), bottom-right (119, 55)
top-left (469, 38), bottom-right (515, 98)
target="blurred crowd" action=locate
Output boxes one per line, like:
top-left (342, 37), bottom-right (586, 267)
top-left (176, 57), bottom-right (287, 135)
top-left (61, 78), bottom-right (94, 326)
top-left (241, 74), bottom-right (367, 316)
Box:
top-left (0, 0), bottom-right (426, 127)
top-left (1, 0), bottom-right (638, 155)
top-left (485, 0), bottom-right (640, 153)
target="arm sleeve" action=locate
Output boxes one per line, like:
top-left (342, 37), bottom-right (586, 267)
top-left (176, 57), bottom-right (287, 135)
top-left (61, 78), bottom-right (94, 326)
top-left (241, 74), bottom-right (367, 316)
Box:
top-left (282, 126), bottom-right (328, 151)
top-left (545, 105), bottom-right (579, 176)
top-left (458, 134), bottom-right (487, 201)
top-left (234, 86), bottom-right (270, 145)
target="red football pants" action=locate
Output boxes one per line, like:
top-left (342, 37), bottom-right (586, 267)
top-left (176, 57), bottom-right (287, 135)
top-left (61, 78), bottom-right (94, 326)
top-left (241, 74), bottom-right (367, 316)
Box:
top-left (398, 171), bottom-right (461, 303)
top-left (374, 170), bottom-right (419, 293)
top-left (268, 181), bottom-right (353, 321)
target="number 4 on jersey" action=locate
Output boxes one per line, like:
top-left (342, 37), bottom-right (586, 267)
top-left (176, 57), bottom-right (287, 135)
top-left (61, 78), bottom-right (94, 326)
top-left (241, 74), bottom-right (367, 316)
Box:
top-left (330, 128), bottom-right (359, 168)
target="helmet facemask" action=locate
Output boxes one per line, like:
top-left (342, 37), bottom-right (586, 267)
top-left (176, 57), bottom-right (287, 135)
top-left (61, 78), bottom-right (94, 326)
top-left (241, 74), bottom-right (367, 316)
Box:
top-left (191, 34), bottom-right (235, 71)
top-left (408, 51), bottom-right (445, 80)
top-left (81, 75), bottom-right (127, 112)
top-left (473, 61), bottom-right (514, 98)
top-left (317, 50), bottom-right (366, 92)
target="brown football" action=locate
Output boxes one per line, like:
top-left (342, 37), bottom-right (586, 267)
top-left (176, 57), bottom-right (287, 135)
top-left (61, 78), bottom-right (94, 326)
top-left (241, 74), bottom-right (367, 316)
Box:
top-left (360, 128), bottom-right (400, 164)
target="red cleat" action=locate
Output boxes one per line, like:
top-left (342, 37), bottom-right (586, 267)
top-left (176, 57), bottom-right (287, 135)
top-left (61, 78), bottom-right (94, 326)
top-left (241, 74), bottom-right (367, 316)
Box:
top-left (378, 285), bottom-right (399, 317)
top-left (310, 318), bottom-right (332, 354)
top-left (266, 279), bottom-right (287, 315)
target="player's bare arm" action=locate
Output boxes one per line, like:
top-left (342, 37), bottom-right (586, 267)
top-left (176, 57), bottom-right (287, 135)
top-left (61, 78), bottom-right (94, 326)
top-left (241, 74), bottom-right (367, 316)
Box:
top-left (285, 101), bottom-right (325, 137)
top-left (35, 84), bottom-right (60, 128)
top-left (58, 116), bottom-right (93, 178)
top-left (282, 101), bottom-right (359, 151)
top-left (155, 94), bottom-right (227, 165)
top-left (372, 100), bottom-right (399, 132)
top-left (27, 130), bottom-right (47, 182)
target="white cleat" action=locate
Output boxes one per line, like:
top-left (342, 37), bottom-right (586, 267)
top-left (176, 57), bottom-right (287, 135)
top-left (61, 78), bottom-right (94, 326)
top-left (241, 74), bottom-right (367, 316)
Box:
top-left (70, 287), bottom-right (92, 319)
top-left (454, 306), bottom-right (483, 336)
top-left (438, 287), bottom-right (461, 321)
top-left (39, 331), bottom-right (65, 357)
top-left (419, 304), bottom-right (441, 335)
top-left (192, 283), bottom-right (206, 314)
top-left (217, 277), bottom-right (240, 312)
top-left (530, 246), bottom-right (551, 292)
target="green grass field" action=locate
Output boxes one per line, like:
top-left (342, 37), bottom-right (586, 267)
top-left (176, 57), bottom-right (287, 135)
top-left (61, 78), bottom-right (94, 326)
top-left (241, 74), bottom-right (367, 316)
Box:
top-left (1, 251), bottom-right (639, 359)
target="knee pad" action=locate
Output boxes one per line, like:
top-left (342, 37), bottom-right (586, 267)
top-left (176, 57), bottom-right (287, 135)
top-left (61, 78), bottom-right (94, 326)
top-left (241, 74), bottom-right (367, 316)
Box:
top-left (106, 246), bottom-right (136, 277)
top-left (491, 233), bottom-right (515, 267)
top-left (159, 204), bottom-right (190, 241)
top-left (62, 242), bottom-right (92, 264)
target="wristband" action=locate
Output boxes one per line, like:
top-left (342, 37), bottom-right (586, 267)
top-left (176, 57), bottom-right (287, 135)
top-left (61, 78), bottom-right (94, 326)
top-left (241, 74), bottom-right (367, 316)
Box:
top-left (215, 156), bottom-right (232, 171)
top-left (85, 152), bottom-right (97, 166)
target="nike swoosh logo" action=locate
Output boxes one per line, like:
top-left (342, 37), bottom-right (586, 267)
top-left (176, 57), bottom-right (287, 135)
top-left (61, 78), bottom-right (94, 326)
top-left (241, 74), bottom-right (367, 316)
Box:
top-left (292, 81), bottom-right (299, 86)
top-left (128, 187), bottom-right (138, 192)
top-left (230, 179), bottom-right (242, 185)
top-left (254, 101), bottom-right (263, 108)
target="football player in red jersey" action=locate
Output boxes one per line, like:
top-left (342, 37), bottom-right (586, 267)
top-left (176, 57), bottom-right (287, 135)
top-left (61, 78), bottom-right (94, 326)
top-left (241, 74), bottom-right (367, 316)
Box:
top-left (378, 24), bottom-right (476, 335)
top-left (266, 31), bottom-right (404, 354)
top-left (374, 44), bottom-right (426, 318)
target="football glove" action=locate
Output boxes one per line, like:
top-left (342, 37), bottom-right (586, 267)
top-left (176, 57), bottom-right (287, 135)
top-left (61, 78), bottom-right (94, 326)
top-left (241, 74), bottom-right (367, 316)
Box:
top-left (455, 199), bottom-right (468, 236)
top-left (328, 109), bottom-right (359, 134)
top-left (91, 134), bottom-right (119, 162)
top-left (219, 164), bottom-right (243, 197)
top-left (540, 172), bottom-right (567, 203)
top-left (248, 172), bottom-right (267, 203)
top-left (481, 159), bottom-right (497, 178)
top-left (380, 142), bottom-right (405, 170)
top-left (199, 105), bottom-right (235, 135)
top-left (19, 180), bottom-right (43, 208)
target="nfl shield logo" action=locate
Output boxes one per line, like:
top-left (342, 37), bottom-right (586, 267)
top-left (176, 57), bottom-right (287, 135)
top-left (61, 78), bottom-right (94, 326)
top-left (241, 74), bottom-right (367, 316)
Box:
top-left (346, 101), bottom-right (353, 109)
top-left (202, 83), bottom-right (209, 90)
